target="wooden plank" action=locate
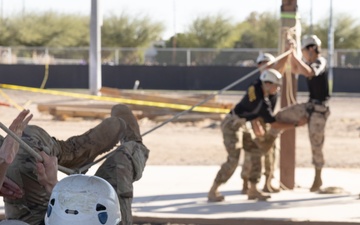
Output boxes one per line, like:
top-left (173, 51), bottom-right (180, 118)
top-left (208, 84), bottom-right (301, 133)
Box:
top-left (100, 87), bottom-right (233, 109)
top-left (37, 103), bottom-right (114, 113)
top-left (49, 106), bottom-right (111, 120)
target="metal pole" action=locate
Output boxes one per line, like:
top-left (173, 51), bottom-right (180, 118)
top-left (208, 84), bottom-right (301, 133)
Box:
top-left (328, 0), bottom-right (334, 94)
top-left (309, 0), bottom-right (313, 34)
top-left (172, 0), bottom-right (177, 64)
top-left (89, 0), bottom-right (102, 95)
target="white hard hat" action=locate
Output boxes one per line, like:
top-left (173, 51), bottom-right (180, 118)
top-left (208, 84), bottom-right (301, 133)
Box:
top-left (259, 69), bottom-right (282, 86)
top-left (45, 175), bottom-right (121, 225)
top-left (256, 53), bottom-right (275, 64)
top-left (301, 35), bottom-right (321, 49)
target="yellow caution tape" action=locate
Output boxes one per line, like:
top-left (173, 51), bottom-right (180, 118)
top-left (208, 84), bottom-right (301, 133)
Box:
top-left (0, 84), bottom-right (230, 114)
top-left (0, 89), bottom-right (24, 111)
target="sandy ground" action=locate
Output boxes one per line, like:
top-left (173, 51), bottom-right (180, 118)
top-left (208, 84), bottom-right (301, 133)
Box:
top-left (1, 88), bottom-right (360, 170)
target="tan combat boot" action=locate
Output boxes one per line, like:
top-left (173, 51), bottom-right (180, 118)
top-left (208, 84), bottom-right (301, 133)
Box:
top-left (241, 178), bottom-right (249, 194)
top-left (248, 182), bottom-right (271, 201)
top-left (310, 168), bottom-right (323, 192)
top-left (208, 182), bottom-right (225, 202)
top-left (57, 117), bottom-right (125, 169)
top-left (262, 175), bottom-right (280, 193)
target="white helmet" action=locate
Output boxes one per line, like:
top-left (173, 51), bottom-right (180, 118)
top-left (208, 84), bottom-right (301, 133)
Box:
top-left (301, 35), bottom-right (321, 49)
top-left (256, 53), bottom-right (275, 64)
top-left (259, 69), bottom-right (282, 86)
top-left (45, 175), bottom-right (121, 225)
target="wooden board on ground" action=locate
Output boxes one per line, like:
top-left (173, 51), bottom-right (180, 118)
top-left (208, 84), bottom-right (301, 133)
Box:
top-left (100, 87), bottom-right (233, 109)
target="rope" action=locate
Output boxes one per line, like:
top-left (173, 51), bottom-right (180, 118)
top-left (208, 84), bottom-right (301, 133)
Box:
top-left (76, 50), bottom-right (293, 174)
top-left (281, 20), bottom-right (301, 106)
top-left (2, 48), bottom-right (293, 175)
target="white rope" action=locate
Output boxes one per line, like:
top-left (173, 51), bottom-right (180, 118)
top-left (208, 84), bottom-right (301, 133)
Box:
top-left (77, 50), bottom-right (293, 174)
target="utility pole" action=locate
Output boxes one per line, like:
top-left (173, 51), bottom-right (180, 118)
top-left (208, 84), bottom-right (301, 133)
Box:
top-left (328, 0), bottom-right (334, 94)
top-left (89, 0), bottom-right (102, 95)
top-left (279, 0), bottom-right (298, 189)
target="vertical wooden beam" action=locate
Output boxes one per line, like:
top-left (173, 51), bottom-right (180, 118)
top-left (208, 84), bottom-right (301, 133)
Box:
top-left (279, 0), bottom-right (298, 189)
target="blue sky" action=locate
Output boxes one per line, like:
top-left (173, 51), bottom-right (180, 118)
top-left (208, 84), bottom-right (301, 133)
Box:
top-left (3, 0), bottom-right (358, 39)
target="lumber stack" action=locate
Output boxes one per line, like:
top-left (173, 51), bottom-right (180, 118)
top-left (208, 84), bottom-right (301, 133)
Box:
top-left (37, 87), bottom-right (233, 122)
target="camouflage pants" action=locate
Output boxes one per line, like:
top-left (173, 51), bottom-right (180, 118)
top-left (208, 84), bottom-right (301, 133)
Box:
top-left (241, 119), bottom-right (276, 184)
top-left (213, 114), bottom-right (247, 184)
top-left (4, 117), bottom-right (148, 225)
top-left (241, 146), bottom-right (276, 184)
top-left (95, 141), bottom-right (149, 225)
top-left (272, 102), bottom-right (330, 168)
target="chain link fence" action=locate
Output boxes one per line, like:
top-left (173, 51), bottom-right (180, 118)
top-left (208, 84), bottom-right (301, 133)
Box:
top-left (0, 46), bottom-right (359, 67)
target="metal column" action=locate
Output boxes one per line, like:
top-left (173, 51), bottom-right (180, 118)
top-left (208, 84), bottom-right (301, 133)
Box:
top-left (89, 0), bottom-right (102, 95)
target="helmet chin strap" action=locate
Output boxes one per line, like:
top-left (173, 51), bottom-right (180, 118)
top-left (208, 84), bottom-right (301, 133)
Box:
top-left (262, 82), bottom-right (271, 97)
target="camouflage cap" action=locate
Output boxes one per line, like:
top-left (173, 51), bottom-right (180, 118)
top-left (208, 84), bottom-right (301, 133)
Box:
top-left (111, 104), bottom-right (142, 142)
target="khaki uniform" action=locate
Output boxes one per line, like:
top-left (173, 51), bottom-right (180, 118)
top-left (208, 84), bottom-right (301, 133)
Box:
top-left (272, 102), bottom-right (330, 168)
top-left (241, 117), bottom-right (276, 184)
top-left (241, 132), bottom-right (276, 183)
top-left (213, 113), bottom-right (247, 184)
top-left (4, 104), bottom-right (149, 225)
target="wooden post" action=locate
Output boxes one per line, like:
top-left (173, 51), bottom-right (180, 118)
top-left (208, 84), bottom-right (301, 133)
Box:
top-left (279, 0), bottom-right (298, 189)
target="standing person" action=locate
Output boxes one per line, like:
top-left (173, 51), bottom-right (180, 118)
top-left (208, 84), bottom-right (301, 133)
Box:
top-left (207, 69), bottom-right (307, 202)
top-left (241, 52), bottom-right (290, 194)
top-left (255, 34), bottom-right (330, 192)
top-left (2, 104), bottom-right (150, 225)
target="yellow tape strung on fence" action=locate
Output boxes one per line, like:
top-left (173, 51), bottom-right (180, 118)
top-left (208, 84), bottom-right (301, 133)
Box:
top-left (0, 84), bottom-right (229, 114)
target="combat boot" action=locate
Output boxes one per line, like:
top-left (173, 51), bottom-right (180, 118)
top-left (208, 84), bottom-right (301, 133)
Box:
top-left (111, 104), bottom-right (142, 143)
top-left (241, 178), bottom-right (249, 194)
top-left (310, 168), bottom-right (322, 192)
top-left (248, 182), bottom-right (271, 201)
top-left (208, 182), bottom-right (225, 202)
top-left (262, 175), bottom-right (280, 193)
top-left (57, 117), bottom-right (126, 169)
top-left (254, 133), bottom-right (277, 154)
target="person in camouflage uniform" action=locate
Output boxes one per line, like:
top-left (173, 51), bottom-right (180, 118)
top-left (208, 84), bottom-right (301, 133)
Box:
top-left (256, 35), bottom-right (330, 192)
top-left (1, 104), bottom-right (149, 225)
top-left (207, 69), bottom-right (307, 202)
top-left (241, 118), bottom-right (278, 195)
top-left (240, 52), bottom-right (289, 195)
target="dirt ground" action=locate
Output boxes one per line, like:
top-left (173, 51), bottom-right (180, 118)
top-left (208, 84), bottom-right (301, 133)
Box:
top-left (1, 88), bottom-right (360, 170)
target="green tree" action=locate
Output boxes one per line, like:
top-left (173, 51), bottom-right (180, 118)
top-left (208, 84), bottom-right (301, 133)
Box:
top-left (166, 14), bottom-right (235, 48)
top-left (308, 13), bottom-right (360, 49)
top-left (234, 12), bottom-right (279, 48)
top-left (101, 13), bottom-right (164, 48)
top-left (8, 11), bottom-right (88, 47)
top-left (0, 18), bottom-right (15, 46)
